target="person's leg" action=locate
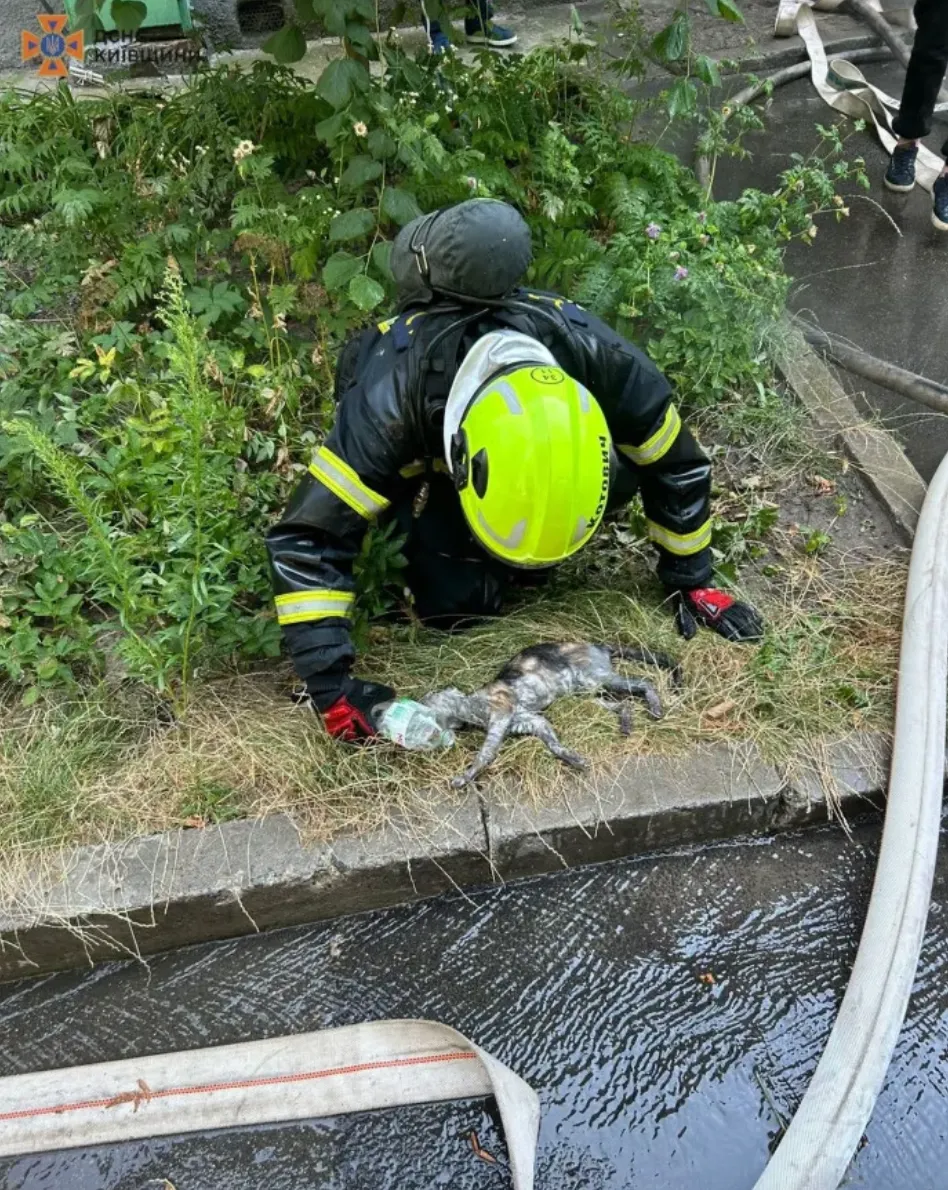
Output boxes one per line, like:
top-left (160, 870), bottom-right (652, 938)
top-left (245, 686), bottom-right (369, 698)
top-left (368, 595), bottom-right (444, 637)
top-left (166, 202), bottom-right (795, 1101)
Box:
top-left (464, 0), bottom-right (518, 47)
top-left (888, 0), bottom-right (948, 225)
top-left (606, 455), bottom-right (640, 514)
top-left (892, 0), bottom-right (948, 146)
top-left (419, 2), bottom-right (450, 51)
top-left (393, 476), bottom-right (507, 628)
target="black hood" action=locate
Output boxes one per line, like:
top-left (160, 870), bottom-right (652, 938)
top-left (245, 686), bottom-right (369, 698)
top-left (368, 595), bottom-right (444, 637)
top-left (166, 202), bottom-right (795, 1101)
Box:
top-left (391, 198), bottom-right (533, 308)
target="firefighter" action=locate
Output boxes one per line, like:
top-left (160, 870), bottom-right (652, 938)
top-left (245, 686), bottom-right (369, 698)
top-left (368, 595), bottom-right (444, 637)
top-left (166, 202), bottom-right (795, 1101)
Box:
top-left (266, 200), bottom-right (763, 741)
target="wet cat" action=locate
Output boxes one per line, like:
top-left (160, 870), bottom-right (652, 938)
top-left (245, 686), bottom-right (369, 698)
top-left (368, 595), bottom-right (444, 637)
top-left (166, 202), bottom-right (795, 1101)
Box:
top-left (424, 643), bottom-right (681, 788)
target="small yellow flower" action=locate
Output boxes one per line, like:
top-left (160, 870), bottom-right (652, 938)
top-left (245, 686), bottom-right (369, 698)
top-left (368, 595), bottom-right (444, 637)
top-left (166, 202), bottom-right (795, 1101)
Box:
top-left (353, 121), bottom-right (368, 138)
top-left (233, 139), bottom-right (256, 163)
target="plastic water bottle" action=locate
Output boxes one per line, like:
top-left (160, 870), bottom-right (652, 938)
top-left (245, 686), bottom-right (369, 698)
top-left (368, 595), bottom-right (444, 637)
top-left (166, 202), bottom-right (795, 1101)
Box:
top-left (374, 699), bottom-right (456, 751)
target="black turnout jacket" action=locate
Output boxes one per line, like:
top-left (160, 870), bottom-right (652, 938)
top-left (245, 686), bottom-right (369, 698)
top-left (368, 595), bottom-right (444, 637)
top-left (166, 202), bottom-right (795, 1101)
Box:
top-left (266, 291), bottom-right (712, 697)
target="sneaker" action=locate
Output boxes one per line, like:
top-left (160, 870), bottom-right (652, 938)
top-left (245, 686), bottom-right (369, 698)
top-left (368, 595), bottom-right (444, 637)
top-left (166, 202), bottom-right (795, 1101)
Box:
top-left (429, 29), bottom-right (452, 54)
top-left (465, 17), bottom-right (517, 47)
top-left (884, 143), bottom-right (918, 192)
top-left (933, 174), bottom-right (948, 231)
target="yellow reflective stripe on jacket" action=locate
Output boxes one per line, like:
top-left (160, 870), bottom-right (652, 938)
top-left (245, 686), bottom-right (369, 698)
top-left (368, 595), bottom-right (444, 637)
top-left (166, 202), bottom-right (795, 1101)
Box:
top-left (398, 458), bottom-right (450, 479)
top-left (619, 405), bottom-right (682, 467)
top-left (274, 590), bottom-right (355, 626)
top-left (646, 518), bottom-right (712, 556)
top-left (308, 447), bottom-right (390, 519)
top-left (378, 311), bottom-right (425, 334)
top-left (523, 292), bottom-right (586, 313)
top-left (525, 291), bottom-right (565, 310)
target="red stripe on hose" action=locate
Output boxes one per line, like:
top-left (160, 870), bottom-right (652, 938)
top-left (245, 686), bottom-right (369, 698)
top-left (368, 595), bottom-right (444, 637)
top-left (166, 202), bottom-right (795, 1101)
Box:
top-left (0, 1051), bottom-right (477, 1124)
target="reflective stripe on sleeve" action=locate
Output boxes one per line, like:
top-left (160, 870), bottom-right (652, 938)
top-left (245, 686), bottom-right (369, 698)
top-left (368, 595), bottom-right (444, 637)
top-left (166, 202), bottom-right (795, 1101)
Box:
top-left (646, 518), bottom-right (712, 556)
top-left (308, 447), bottom-right (390, 519)
top-left (619, 404), bottom-right (682, 467)
top-left (274, 590), bottom-right (355, 626)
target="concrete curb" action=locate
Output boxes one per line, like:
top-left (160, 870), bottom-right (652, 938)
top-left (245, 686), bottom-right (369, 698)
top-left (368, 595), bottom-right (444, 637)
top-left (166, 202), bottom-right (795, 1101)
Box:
top-left (0, 733), bottom-right (890, 983)
top-left (773, 318), bottom-right (927, 540)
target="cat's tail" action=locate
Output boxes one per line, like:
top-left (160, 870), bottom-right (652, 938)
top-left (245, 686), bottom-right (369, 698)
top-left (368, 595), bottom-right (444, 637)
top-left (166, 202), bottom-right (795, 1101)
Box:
top-left (607, 645), bottom-right (683, 688)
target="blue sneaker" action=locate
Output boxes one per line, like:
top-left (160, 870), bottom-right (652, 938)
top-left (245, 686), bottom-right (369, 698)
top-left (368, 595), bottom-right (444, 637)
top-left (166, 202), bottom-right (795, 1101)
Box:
top-left (884, 143), bottom-right (918, 192)
top-left (465, 16), bottom-right (517, 47)
top-left (933, 174), bottom-right (948, 231)
top-left (429, 28), bottom-right (452, 54)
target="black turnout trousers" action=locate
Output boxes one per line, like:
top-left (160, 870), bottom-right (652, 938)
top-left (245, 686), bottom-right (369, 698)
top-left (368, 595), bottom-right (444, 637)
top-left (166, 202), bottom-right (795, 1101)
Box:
top-left (893, 0), bottom-right (948, 156)
top-left (390, 465), bottom-right (641, 629)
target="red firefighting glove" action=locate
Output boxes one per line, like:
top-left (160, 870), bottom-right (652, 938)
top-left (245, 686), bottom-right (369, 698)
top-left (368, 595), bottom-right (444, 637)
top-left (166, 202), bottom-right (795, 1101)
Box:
top-left (311, 676), bottom-right (396, 742)
top-left (673, 588), bottom-right (764, 643)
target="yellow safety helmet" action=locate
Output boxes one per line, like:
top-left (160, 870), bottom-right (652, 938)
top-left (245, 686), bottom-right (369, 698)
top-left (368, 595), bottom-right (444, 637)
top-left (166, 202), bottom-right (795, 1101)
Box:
top-left (447, 363), bottom-right (613, 568)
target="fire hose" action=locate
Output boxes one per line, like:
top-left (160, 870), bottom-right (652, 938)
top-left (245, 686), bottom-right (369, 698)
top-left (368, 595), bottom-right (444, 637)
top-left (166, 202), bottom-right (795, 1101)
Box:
top-left (0, 1019), bottom-right (540, 1187)
top-left (753, 438), bottom-right (948, 1190)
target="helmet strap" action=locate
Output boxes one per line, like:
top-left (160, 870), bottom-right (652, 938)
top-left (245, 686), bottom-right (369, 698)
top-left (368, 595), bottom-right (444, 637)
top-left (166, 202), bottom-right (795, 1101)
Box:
top-left (409, 211), bottom-right (442, 280)
top-left (450, 430), bottom-right (470, 491)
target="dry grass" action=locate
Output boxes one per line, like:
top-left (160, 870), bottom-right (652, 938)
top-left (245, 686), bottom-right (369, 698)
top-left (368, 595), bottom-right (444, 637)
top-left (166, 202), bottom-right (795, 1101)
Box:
top-left (0, 554), bottom-right (903, 888)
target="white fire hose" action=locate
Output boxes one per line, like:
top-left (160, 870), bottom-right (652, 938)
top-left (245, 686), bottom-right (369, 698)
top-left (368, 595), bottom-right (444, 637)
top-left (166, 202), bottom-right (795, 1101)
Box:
top-left (0, 1019), bottom-right (540, 1187)
top-left (749, 10), bottom-right (948, 1184)
top-left (755, 451), bottom-right (948, 1188)
top-left (775, 2), bottom-right (946, 190)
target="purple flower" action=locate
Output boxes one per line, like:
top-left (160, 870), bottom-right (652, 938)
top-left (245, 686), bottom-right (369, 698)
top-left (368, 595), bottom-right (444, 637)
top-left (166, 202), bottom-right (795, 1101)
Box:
top-left (674, 265), bottom-right (689, 281)
top-left (646, 222), bottom-right (661, 240)
top-left (697, 210), bottom-right (707, 224)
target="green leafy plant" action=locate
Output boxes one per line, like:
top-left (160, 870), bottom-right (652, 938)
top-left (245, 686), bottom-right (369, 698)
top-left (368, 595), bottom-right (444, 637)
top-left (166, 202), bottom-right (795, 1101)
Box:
top-left (0, 25), bottom-right (864, 704)
top-left (801, 526), bottom-right (833, 556)
top-left (2, 270), bottom-right (285, 710)
top-left (352, 520), bottom-right (409, 646)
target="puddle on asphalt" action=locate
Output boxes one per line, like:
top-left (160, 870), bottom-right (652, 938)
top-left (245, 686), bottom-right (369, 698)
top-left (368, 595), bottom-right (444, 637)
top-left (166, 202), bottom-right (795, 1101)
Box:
top-left (1, 820), bottom-right (946, 1189)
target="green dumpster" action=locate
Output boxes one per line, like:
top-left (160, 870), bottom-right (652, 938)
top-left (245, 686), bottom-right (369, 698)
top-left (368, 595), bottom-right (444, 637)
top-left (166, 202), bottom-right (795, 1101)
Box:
top-left (64, 0), bottom-right (194, 34)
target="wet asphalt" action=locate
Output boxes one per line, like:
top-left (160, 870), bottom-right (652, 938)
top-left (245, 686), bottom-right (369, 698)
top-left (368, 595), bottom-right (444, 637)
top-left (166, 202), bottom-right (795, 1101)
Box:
top-left (716, 60), bottom-right (948, 482)
top-left (1, 818), bottom-right (946, 1189)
